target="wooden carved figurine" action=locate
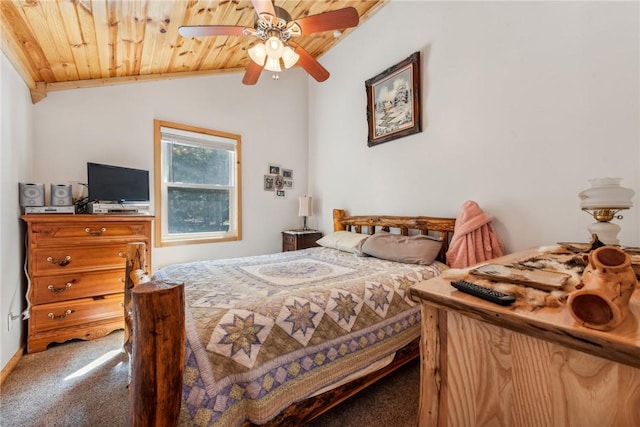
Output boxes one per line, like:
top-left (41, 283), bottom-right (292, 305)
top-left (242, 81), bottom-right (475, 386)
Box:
top-left (568, 246), bottom-right (637, 331)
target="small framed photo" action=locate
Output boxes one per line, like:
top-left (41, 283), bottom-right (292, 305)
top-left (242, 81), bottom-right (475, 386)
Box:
top-left (264, 175), bottom-right (275, 191)
top-left (274, 175), bottom-right (284, 190)
top-left (365, 51), bottom-right (422, 147)
top-left (282, 169), bottom-right (293, 179)
top-left (269, 164), bottom-right (280, 175)
top-left (284, 179), bottom-right (293, 189)
top-left (275, 189), bottom-right (286, 198)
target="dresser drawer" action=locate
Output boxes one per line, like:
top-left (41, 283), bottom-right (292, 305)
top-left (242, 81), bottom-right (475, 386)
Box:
top-left (30, 294), bottom-right (124, 333)
top-left (32, 244), bottom-right (127, 275)
top-left (283, 234), bottom-right (295, 244)
top-left (31, 270), bottom-right (125, 304)
top-left (30, 222), bottom-right (149, 244)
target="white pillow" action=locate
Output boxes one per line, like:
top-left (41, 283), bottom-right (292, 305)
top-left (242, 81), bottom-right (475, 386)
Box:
top-left (316, 231), bottom-right (370, 253)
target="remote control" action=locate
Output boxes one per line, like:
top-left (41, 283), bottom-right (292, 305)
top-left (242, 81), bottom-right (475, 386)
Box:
top-left (450, 280), bottom-right (516, 306)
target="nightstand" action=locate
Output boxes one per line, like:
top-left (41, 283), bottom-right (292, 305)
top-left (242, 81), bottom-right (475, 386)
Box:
top-left (282, 230), bottom-right (323, 252)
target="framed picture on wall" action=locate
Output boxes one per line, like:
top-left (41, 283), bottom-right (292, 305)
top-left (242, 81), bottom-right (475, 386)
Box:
top-left (269, 164), bottom-right (280, 175)
top-left (365, 51), bottom-right (422, 147)
top-left (274, 175), bottom-right (284, 190)
top-left (264, 175), bottom-right (275, 191)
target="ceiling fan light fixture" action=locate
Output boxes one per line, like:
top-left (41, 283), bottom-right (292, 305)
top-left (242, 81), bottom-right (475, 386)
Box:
top-left (265, 36), bottom-right (285, 59)
top-left (264, 56), bottom-right (282, 73)
top-left (282, 46), bottom-right (300, 69)
top-left (248, 43), bottom-right (267, 66)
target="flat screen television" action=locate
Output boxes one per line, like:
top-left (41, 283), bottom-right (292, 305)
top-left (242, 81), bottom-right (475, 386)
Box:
top-left (87, 162), bottom-right (149, 203)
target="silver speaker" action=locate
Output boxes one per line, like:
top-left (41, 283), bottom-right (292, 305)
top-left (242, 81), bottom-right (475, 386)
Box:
top-left (19, 183), bottom-right (45, 207)
top-left (50, 184), bottom-right (73, 206)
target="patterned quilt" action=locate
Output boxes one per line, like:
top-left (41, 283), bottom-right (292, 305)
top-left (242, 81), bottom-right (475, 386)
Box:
top-left (151, 247), bottom-right (446, 426)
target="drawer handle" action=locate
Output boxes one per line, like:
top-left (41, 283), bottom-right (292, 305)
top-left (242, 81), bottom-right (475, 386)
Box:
top-left (85, 227), bottom-right (106, 236)
top-left (118, 251), bottom-right (125, 258)
top-left (48, 309), bottom-right (73, 320)
top-left (46, 255), bottom-right (71, 267)
top-left (47, 282), bottom-right (73, 293)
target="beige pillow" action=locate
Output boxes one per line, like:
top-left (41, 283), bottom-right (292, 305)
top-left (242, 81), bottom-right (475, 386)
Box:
top-left (359, 231), bottom-right (442, 265)
top-left (316, 231), bottom-right (370, 253)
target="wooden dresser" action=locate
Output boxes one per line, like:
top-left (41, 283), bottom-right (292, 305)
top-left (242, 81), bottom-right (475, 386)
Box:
top-left (409, 247), bottom-right (640, 427)
top-left (21, 214), bottom-right (153, 353)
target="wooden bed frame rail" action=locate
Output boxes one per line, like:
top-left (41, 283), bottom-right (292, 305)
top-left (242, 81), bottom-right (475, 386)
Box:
top-left (127, 209), bottom-right (457, 426)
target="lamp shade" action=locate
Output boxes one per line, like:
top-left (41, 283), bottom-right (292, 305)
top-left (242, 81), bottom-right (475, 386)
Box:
top-left (579, 178), bottom-right (634, 209)
top-left (265, 36), bottom-right (284, 59)
top-left (298, 196), bottom-right (312, 217)
top-left (248, 43), bottom-right (266, 66)
top-left (282, 46), bottom-right (300, 69)
top-left (264, 56), bottom-right (282, 72)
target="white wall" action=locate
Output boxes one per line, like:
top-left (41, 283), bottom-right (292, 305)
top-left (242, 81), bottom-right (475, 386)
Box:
top-left (309, 0), bottom-right (640, 252)
top-left (32, 69), bottom-right (310, 269)
top-left (1, 52), bottom-right (34, 369)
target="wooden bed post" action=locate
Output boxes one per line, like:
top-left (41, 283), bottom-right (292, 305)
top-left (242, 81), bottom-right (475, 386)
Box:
top-left (124, 242), bottom-right (148, 358)
top-left (129, 281), bottom-right (185, 427)
top-left (333, 209), bottom-right (346, 231)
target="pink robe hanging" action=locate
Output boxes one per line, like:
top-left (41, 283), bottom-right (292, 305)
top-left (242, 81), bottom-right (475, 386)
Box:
top-left (446, 200), bottom-right (504, 268)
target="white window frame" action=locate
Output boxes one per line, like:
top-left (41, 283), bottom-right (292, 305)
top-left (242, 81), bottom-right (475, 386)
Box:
top-left (154, 120), bottom-right (242, 247)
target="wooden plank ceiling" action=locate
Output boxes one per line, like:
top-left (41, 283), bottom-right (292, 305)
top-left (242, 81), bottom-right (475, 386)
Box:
top-left (0, 0), bottom-right (388, 103)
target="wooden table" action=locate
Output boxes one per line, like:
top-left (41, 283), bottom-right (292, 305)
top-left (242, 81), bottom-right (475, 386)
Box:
top-left (409, 247), bottom-right (640, 427)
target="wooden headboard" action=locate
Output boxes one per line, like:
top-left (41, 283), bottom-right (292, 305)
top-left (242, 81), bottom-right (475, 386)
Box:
top-left (332, 208), bottom-right (457, 264)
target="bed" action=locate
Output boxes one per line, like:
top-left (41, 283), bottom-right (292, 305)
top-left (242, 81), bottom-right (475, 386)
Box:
top-left (127, 209), bottom-right (456, 426)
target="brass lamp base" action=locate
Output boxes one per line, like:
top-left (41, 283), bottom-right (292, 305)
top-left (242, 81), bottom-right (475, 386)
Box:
top-left (583, 208), bottom-right (626, 222)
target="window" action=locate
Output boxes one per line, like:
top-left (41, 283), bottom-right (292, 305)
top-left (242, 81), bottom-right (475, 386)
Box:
top-left (154, 120), bottom-right (241, 246)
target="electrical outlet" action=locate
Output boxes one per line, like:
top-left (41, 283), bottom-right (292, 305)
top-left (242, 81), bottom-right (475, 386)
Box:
top-left (7, 312), bottom-right (21, 331)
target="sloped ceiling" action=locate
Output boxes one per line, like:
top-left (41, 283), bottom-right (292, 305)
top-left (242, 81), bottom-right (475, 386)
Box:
top-left (0, 0), bottom-right (387, 103)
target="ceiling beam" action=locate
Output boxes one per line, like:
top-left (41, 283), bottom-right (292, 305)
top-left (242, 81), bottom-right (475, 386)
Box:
top-left (30, 67), bottom-right (246, 104)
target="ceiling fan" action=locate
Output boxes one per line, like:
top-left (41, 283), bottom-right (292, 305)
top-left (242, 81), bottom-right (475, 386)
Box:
top-left (178, 0), bottom-right (359, 85)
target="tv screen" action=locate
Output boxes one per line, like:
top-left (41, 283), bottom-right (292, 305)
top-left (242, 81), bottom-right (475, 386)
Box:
top-left (87, 162), bottom-right (149, 203)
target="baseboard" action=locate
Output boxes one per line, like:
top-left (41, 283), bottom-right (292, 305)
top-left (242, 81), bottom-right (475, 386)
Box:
top-left (0, 345), bottom-right (25, 386)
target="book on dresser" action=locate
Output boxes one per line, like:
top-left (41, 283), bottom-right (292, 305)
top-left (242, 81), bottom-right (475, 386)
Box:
top-left (21, 214), bottom-right (153, 353)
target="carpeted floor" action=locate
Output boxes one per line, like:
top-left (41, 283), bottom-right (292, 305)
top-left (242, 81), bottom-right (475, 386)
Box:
top-left (0, 331), bottom-right (419, 426)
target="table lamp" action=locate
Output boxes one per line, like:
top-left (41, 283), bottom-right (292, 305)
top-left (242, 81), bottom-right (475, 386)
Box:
top-left (298, 196), bottom-right (312, 231)
top-left (578, 178), bottom-right (634, 245)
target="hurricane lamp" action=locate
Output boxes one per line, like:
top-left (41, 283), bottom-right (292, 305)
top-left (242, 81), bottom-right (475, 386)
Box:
top-left (579, 178), bottom-right (634, 245)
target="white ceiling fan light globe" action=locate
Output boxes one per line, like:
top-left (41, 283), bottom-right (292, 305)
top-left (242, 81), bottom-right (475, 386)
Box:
top-left (264, 36), bottom-right (285, 59)
top-left (248, 43), bottom-right (267, 66)
top-left (282, 46), bottom-right (300, 69)
top-left (264, 56), bottom-right (282, 72)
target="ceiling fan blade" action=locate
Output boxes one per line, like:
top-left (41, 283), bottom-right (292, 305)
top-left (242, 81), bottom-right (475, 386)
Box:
top-left (251, 0), bottom-right (276, 17)
top-left (289, 7), bottom-right (359, 35)
top-left (178, 25), bottom-right (247, 38)
top-left (242, 60), bottom-right (264, 85)
top-left (289, 41), bottom-right (330, 82)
